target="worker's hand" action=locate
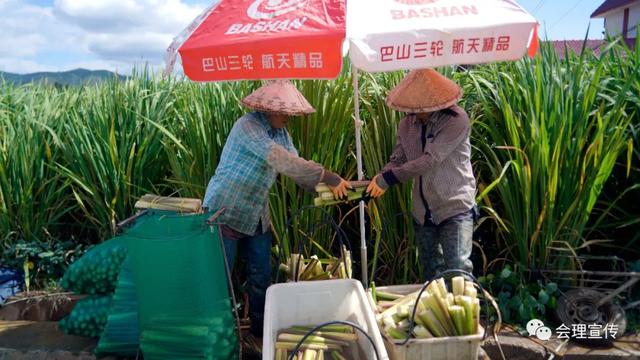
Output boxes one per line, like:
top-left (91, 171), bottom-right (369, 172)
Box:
top-left (366, 175), bottom-right (386, 199)
top-left (329, 178), bottom-right (352, 200)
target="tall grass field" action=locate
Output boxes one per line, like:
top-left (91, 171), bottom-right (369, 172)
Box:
top-left (1, 40), bottom-right (638, 286)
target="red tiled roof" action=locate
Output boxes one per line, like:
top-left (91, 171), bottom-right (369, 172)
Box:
top-left (548, 40), bottom-right (606, 58)
top-left (546, 39), bottom-right (636, 59)
top-left (591, 0), bottom-right (637, 18)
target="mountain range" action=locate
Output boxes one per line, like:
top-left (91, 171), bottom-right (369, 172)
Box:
top-left (0, 68), bottom-right (126, 86)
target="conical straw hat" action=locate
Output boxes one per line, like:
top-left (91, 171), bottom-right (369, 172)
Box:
top-left (386, 69), bottom-right (462, 113)
top-left (241, 80), bottom-right (315, 116)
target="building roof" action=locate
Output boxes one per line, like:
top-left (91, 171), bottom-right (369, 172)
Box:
top-left (547, 39), bottom-right (636, 59)
top-left (548, 40), bottom-right (606, 58)
top-left (591, 0), bottom-right (638, 18)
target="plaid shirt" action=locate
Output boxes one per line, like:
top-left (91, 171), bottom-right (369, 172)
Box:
top-left (203, 112), bottom-right (298, 236)
top-left (379, 106), bottom-right (476, 225)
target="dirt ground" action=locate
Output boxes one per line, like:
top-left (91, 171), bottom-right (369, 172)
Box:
top-left (0, 292), bottom-right (81, 322)
top-left (0, 321), bottom-right (99, 360)
top-left (482, 326), bottom-right (640, 360)
top-left (0, 320), bottom-right (638, 359)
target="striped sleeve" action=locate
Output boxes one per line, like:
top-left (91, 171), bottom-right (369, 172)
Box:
top-left (240, 118), bottom-right (329, 191)
top-left (382, 112), bottom-right (470, 184)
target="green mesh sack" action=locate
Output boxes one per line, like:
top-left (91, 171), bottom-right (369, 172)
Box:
top-left (95, 257), bottom-right (139, 357)
top-left (124, 211), bottom-right (239, 360)
top-left (59, 294), bottom-right (113, 338)
top-left (140, 308), bottom-right (237, 360)
top-left (60, 238), bottom-right (127, 295)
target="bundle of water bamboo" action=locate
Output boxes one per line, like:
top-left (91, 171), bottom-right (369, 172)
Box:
top-left (313, 181), bottom-right (370, 207)
top-left (279, 247), bottom-right (352, 282)
top-left (134, 194), bottom-right (202, 213)
top-left (371, 277), bottom-right (480, 341)
top-left (274, 324), bottom-right (359, 360)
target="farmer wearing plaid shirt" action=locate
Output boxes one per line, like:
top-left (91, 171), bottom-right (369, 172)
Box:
top-left (203, 80), bottom-right (350, 343)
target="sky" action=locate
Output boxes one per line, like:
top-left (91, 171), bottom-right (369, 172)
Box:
top-left (0, 0), bottom-right (608, 74)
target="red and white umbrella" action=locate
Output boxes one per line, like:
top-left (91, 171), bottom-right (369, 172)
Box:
top-left (165, 0), bottom-right (538, 79)
top-left (347, 0), bottom-right (538, 72)
top-left (165, 0), bottom-right (538, 285)
top-left (164, 0), bottom-right (346, 81)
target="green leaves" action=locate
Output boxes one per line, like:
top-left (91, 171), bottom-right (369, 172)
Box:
top-left (537, 289), bottom-right (549, 305)
top-left (500, 267), bottom-right (512, 279)
top-left (480, 268), bottom-right (559, 329)
top-left (0, 84), bottom-right (71, 245)
top-left (466, 41), bottom-right (638, 270)
top-left (55, 75), bottom-right (174, 238)
top-left (23, 257), bottom-right (30, 293)
top-left (1, 40), bottom-right (639, 290)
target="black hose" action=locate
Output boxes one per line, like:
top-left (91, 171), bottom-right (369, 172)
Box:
top-left (275, 205), bottom-right (351, 283)
top-left (286, 320), bottom-right (381, 360)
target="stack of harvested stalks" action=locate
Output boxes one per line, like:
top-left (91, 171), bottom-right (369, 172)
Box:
top-left (371, 276), bottom-right (480, 341)
top-left (313, 181), bottom-right (370, 207)
top-left (279, 247), bottom-right (352, 282)
top-left (275, 324), bottom-right (359, 360)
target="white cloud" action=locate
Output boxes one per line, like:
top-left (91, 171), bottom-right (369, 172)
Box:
top-left (54, 0), bottom-right (204, 34)
top-left (87, 32), bottom-right (175, 62)
top-left (0, 1), bottom-right (80, 56)
top-left (0, 58), bottom-right (57, 73)
top-left (0, 33), bottom-right (47, 58)
top-left (52, 0), bottom-right (205, 63)
top-left (0, 0), bottom-right (205, 73)
top-left (53, 0), bottom-right (144, 32)
top-left (0, 0), bottom-right (88, 73)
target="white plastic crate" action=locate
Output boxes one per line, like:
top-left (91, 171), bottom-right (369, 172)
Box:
top-left (367, 285), bottom-right (484, 360)
top-left (263, 279), bottom-right (389, 360)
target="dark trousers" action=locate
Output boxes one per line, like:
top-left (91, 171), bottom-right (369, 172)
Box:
top-left (414, 209), bottom-right (474, 281)
top-left (223, 231), bottom-right (272, 337)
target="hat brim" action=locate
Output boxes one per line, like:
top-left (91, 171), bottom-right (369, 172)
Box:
top-left (385, 90), bottom-right (463, 113)
top-left (241, 80), bottom-right (315, 116)
top-left (386, 69), bottom-right (463, 113)
top-left (240, 99), bottom-right (315, 116)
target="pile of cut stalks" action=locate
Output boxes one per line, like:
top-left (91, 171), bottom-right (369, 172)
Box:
top-left (279, 247), bottom-right (352, 282)
top-left (371, 276), bottom-right (480, 341)
top-left (275, 324), bottom-right (359, 360)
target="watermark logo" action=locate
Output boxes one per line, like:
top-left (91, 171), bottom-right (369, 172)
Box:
top-left (526, 319), bottom-right (619, 341)
top-left (527, 319), bottom-right (553, 341)
top-left (247, 0), bottom-right (308, 20)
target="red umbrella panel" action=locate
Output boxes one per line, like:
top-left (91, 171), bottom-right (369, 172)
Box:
top-left (165, 0), bottom-right (346, 81)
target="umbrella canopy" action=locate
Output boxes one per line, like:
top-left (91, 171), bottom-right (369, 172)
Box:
top-left (347, 0), bottom-right (538, 72)
top-left (165, 0), bottom-right (346, 81)
top-left (166, 0), bottom-right (538, 80)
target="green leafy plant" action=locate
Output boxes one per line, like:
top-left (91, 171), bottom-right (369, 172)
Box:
top-left (56, 72), bottom-right (173, 238)
top-left (465, 41), bottom-right (637, 270)
top-left (479, 265), bottom-right (559, 330)
top-left (0, 83), bottom-right (72, 245)
top-left (3, 239), bottom-right (87, 290)
top-left (1, 40), bottom-right (639, 288)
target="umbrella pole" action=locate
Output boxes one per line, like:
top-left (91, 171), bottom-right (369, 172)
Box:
top-left (351, 64), bottom-right (368, 288)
